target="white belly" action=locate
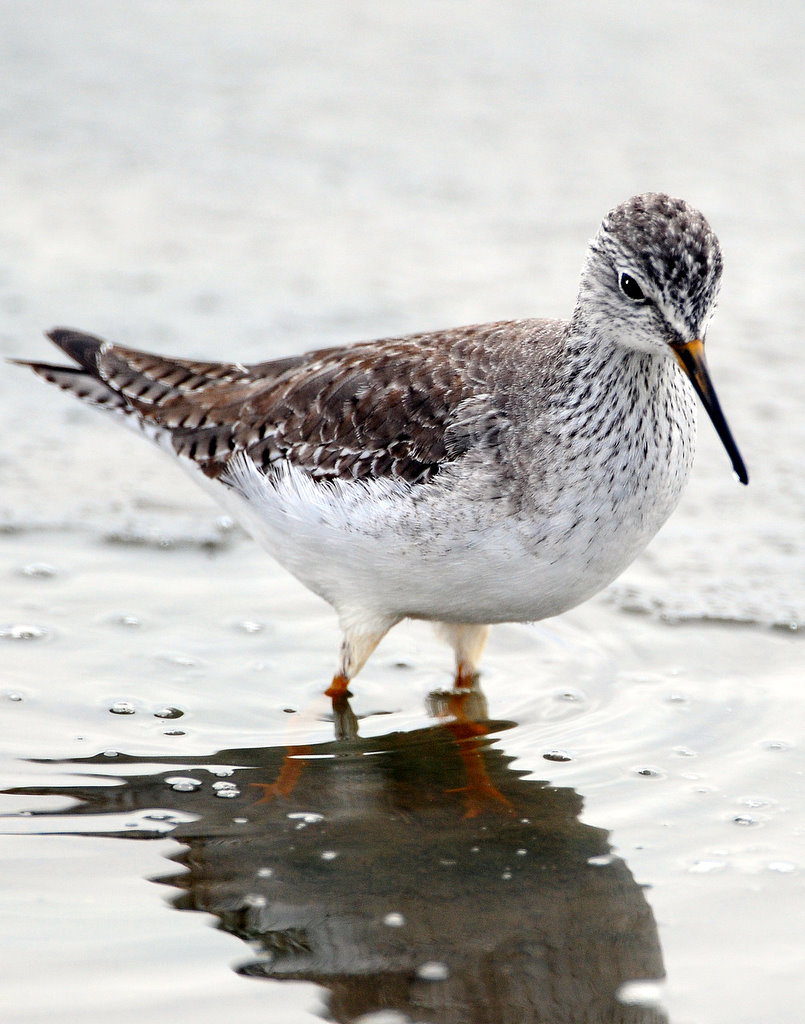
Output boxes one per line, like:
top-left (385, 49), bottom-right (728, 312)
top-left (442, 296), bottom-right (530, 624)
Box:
top-left (209, 438), bottom-right (692, 627)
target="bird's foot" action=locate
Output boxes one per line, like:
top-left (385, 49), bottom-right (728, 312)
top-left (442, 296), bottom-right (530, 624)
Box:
top-left (446, 779), bottom-right (515, 819)
top-left (324, 673), bottom-right (352, 699)
top-left (249, 745), bottom-right (309, 803)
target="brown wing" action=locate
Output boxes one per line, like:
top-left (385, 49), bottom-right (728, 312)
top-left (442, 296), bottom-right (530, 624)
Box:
top-left (25, 324), bottom-right (517, 484)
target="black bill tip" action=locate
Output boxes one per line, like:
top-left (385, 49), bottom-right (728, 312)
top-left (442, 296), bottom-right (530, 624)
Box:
top-left (671, 339), bottom-right (748, 486)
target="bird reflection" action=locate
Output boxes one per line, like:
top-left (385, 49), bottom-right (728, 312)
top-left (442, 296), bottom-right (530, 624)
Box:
top-left (14, 686), bottom-right (667, 1024)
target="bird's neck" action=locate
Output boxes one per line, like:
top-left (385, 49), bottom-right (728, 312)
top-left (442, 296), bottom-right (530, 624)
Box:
top-left (546, 322), bottom-right (697, 485)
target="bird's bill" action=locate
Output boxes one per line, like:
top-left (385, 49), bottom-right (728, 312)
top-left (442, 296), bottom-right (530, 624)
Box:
top-left (671, 338), bottom-right (748, 485)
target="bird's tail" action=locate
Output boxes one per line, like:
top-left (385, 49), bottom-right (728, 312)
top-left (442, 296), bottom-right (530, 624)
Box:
top-left (12, 329), bottom-right (129, 413)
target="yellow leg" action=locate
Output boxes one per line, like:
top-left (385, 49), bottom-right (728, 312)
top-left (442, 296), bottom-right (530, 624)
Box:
top-left (435, 623), bottom-right (490, 688)
top-left (324, 617), bottom-right (396, 698)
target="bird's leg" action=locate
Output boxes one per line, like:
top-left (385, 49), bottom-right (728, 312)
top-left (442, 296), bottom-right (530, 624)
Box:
top-left (325, 674), bottom-right (351, 699)
top-left (439, 678), bottom-right (513, 818)
top-left (430, 622), bottom-right (511, 815)
top-left (435, 622), bottom-right (490, 689)
top-left (251, 744), bottom-right (310, 803)
top-left (253, 631), bottom-right (373, 802)
top-left (324, 618), bottom-right (395, 699)
top-left (447, 732), bottom-right (514, 818)
top-left (444, 679), bottom-right (514, 818)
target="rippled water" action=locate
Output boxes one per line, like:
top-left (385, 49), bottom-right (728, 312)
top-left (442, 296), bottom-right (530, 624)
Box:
top-left (2, 2), bottom-right (804, 1023)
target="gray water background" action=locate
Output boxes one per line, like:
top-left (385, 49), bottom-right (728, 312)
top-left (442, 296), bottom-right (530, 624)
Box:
top-left (1, 2), bottom-right (804, 1022)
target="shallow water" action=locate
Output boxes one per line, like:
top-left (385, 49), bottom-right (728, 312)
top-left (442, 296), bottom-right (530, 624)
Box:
top-left (2, 2), bottom-right (805, 1023)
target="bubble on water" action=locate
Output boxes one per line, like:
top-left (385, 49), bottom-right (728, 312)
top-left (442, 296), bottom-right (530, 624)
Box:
top-left (232, 816), bottom-right (249, 824)
top-left (353, 1011), bottom-right (410, 1024)
top-left (501, 871), bottom-right (512, 880)
top-left (543, 749), bottom-right (572, 762)
top-left (282, 707), bottom-right (297, 714)
top-left (732, 814), bottom-right (760, 827)
top-left (383, 912), bottom-right (405, 927)
top-left (154, 706), bottom-right (183, 719)
top-left (159, 653), bottom-right (199, 667)
top-left (516, 849), bottom-right (527, 857)
top-left (320, 850), bottom-right (338, 861)
top-left (243, 893), bottom-right (267, 908)
top-left (739, 796), bottom-right (774, 809)
top-left (213, 782), bottom-right (240, 798)
top-left (163, 729), bottom-right (185, 736)
top-left (287, 812), bottom-right (324, 825)
top-left (588, 854), bottom-right (615, 867)
top-left (767, 861), bottom-right (796, 873)
top-left (6, 692), bottom-right (24, 702)
top-left (556, 688), bottom-right (586, 703)
top-left (633, 766), bottom-right (666, 779)
top-left (109, 701), bottom-right (136, 715)
top-left (208, 766), bottom-right (235, 778)
top-left (236, 620), bottom-right (264, 634)
top-left (102, 749), bottom-right (119, 758)
top-left (689, 859), bottom-right (726, 873)
top-left (1, 623), bottom-right (47, 641)
top-left (19, 562), bottom-right (57, 578)
top-left (257, 867), bottom-right (274, 878)
top-left (762, 740), bottom-right (792, 752)
top-left (165, 776), bottom-right (202, 792)
top-left (616, 979), bottom-right (665, 1007)
top-left (416, 961), bottom-right (450, 982)
top-left (673, 746), bottom-right (697, 758)
top-left (115, 614), bottom-right (142, 628)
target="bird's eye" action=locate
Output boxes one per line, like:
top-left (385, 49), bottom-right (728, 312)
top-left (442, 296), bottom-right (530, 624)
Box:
top-left (619, 272), bottom-right (646, 303)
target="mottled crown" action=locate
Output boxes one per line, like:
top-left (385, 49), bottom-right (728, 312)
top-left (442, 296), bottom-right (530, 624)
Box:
top-left (599, 192), bottom-right (723, 337)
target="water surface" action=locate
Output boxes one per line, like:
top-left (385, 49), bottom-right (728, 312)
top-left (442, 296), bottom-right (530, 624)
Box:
top-left (2, 2), bottom-right (804, 1022)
